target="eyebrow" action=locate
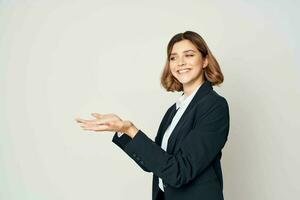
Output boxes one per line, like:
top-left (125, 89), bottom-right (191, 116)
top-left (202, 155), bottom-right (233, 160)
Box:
top-left (170, 49), bottom-right (196, 56)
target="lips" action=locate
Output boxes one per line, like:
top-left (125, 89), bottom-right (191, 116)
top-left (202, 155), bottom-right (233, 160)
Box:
top-left (177, 68), bottom-right (191, 74)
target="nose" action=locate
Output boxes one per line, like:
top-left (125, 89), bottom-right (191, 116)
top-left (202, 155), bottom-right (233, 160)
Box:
top-left (178, 56), bottom-right (186, 66)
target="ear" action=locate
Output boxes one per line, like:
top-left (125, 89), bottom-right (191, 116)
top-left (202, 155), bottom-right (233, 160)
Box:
top-left (203, 57), bottom-right (208, 68)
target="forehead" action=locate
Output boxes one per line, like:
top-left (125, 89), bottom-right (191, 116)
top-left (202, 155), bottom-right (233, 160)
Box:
top-left (171, 40), bottom-right (197, 55)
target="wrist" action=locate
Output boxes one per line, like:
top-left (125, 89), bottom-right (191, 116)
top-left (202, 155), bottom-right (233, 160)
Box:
top-left (123, 121), bottom-right (138, 138)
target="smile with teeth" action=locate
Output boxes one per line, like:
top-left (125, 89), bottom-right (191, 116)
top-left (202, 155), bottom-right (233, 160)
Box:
top-left (177, 68), bottom-right (191, 74)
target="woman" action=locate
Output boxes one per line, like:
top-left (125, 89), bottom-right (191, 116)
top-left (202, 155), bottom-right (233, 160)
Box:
top-left (75, 31), bottom-right (230, 200)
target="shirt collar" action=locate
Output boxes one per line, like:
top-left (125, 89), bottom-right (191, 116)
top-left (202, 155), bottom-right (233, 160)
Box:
top-left (176, 83), bottom-right (202, 110)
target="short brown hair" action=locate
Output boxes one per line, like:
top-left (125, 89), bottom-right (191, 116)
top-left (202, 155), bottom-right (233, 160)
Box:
top-left (160, 31), bottom-right (224, 92)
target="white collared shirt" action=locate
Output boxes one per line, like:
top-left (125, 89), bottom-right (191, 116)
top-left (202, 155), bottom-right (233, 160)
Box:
top-left (158, 83), bottom-right (202, 191)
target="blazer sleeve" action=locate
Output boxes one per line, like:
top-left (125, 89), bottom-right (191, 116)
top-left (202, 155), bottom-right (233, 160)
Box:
top-left (112, 97), bottom-right (230, 188)
top-left (112, 132), bottom-right (152, 172)
top-left (112, 105), bottom-right (175, 173)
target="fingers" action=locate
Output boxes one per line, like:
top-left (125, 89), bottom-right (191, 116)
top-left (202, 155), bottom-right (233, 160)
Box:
top-left (76, 119), bottom-right (110, 126)
top-left (75, 117), bottom-right (106, 125)
top-left (75, 116), bottom-right (112, 131)
top-left (91, 113), bottom-right (102, 119)
top-left (91, 113), bottom-right (115, 119)
top-left (91, 113), bottom-right (120, 119)
top-left (75, 118), bottom-right (96, 124)
top-left (81, 124), bottom-right (110, 131)
top-left (75, 113), bottom-right (115, 124)
top-left (75, 118), bottom-right (85, 123)
top-left (75, 113), bottom-right (121, 132)
top-left (75, 113), bottom-right (104, 123)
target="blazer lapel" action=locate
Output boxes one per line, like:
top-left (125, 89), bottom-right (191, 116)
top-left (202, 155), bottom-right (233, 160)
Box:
top-left (155, 103), bottom-right (176, 145)
top-left (166, 80), bottom-right (213, 153)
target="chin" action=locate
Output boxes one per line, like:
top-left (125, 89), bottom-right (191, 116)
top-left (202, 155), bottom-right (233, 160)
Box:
top-left (178, 80), bottom-right (191, 85)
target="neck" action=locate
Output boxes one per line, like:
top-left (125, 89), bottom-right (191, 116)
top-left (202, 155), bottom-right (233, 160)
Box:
top-left (183, 78), bottom-right (205, 97)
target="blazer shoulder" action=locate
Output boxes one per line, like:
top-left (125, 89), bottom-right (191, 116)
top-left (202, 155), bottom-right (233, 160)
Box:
top-left (202, 90), bottom-right (228, 107)
top-left (194, 90), bottom-right (229, 117)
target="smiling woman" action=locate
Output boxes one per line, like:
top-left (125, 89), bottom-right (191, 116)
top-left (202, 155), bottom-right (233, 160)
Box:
top-left (75, 31), bottom-right (230, 200)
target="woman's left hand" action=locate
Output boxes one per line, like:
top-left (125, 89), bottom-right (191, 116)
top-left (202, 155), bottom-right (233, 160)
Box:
top-left (75, 113), bottom-right (138, 138)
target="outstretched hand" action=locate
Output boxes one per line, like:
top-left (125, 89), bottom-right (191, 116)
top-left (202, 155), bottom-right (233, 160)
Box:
top-left (75, 113), bottom-right (138, 138)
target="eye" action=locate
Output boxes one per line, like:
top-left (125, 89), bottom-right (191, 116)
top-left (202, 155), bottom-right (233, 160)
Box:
top-left (186, 54), bottom-right (194, 57)
top-left (170, 57), bottom-right (175, 61)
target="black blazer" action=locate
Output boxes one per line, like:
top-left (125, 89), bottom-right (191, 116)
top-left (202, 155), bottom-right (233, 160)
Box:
top-left (112, 80), bottom-right (230, 200)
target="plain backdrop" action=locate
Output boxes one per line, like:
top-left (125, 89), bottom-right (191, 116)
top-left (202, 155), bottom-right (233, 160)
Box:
top-left (1, 0), bottom-right (299, 199)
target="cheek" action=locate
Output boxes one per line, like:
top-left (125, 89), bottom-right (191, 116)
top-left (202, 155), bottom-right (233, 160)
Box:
top-left (192, 62), bottom-right (205, 71)
top-left (169, 64), bottom-right (176, 73)
top-left (189, 59), bottom-right (202, 66)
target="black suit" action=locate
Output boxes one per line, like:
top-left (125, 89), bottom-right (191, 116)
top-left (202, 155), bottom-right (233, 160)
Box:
top-left (112, 80), bottom-right (230, 200)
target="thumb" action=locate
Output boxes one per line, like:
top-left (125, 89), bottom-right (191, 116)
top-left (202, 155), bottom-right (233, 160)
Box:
top-left (91, 113), bottom-right (102, 118)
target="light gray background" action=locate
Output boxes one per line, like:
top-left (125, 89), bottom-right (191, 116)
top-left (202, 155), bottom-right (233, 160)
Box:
top-left (1, 0), bottom-right (299, 199)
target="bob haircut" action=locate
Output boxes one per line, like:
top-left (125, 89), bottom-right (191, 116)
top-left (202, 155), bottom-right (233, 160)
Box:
top-left (160, 31), bottom-right (224, 92)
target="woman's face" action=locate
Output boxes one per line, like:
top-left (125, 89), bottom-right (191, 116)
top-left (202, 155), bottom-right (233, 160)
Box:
top-left (169, 39), bottom-right (208, 90)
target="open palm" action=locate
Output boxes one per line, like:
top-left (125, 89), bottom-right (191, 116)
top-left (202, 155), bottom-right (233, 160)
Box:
top-left (75, 113), bottom-right (131, 133)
